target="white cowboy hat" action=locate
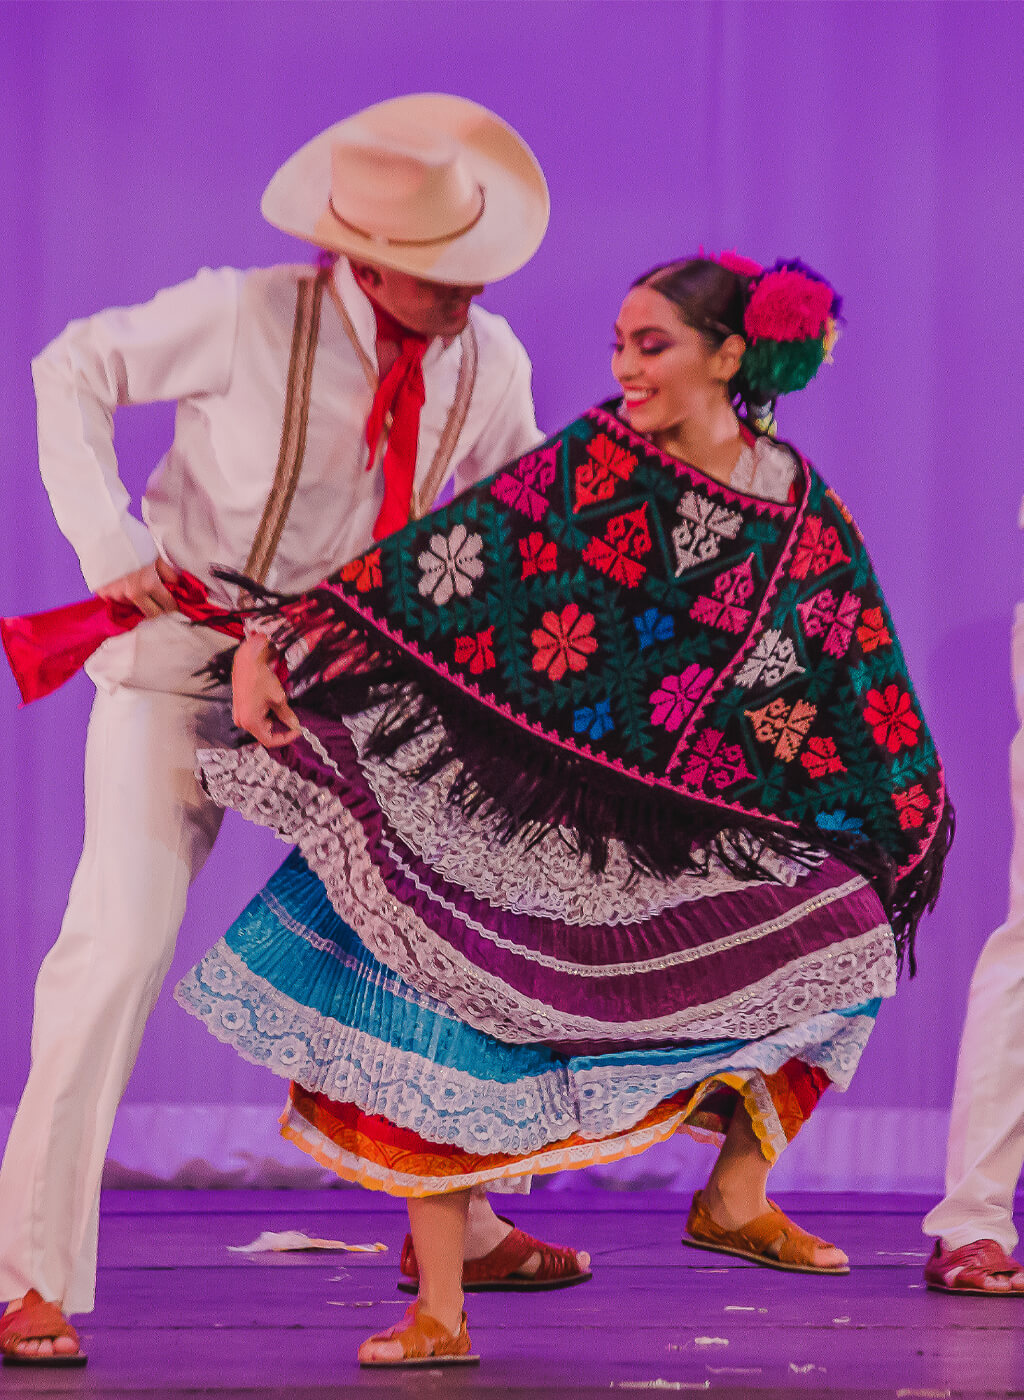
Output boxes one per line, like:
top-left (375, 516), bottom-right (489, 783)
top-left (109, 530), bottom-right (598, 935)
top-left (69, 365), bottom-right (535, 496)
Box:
top-left (262, 93), bottom-right (549, 285)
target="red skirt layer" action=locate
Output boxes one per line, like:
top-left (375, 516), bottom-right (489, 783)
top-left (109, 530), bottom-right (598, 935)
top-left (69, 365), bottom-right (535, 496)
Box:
top-left (282, 1058), bottom-right (831, 1197)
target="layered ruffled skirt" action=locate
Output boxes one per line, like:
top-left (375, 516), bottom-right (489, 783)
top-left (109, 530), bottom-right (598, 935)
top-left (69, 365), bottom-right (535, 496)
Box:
top-left (176, 710), bottom-right (897, 1195)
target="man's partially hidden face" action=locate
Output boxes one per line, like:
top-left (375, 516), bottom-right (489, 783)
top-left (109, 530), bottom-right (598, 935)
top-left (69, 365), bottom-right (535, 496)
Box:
top-left (351, 261), bottom-right (485, 339)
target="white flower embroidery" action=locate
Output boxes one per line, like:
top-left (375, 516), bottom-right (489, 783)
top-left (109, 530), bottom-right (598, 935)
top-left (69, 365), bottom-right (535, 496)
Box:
top-left (417, 523), bottom-right (485, 605)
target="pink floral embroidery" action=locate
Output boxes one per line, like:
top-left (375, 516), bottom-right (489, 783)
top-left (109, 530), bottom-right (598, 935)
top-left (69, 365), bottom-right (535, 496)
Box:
top-left (863, 685), bottom-right (920, 754)
top-left (339, 549), bottom-right (382, 593)
top-left (678, 728), bottom-right (753, 791)
top-left (491, 446), bottom-right (559, 521)
top-left (797, 588), bottom-right (861, 658)
top-left (893, 783), bottom-right (930, 830)
top-left (531, 604), bottom-right (598, 682)
top-left (690, 555), bottom-right (756, 634)
top-left (790, 515), bottom-right (849, 580)
top-left (857, 607), bottom-right (891, 654)
top-left (649, 664), bottom-right (715, 732)
top-left (582, 503), bottom-right (652, 588)
top-left (453, 626), bottom-right (496, 676)
top-left (574, 433), bottom-right (638, 511)
top-left (519, 532), bottom-right (558, 579)
top-left (800, 735), bottom-right (847, 779)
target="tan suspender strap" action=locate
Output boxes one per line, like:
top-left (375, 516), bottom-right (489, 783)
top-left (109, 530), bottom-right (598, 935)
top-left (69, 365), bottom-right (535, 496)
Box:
top-left (411, 322), bottom-right (478, 520)
top-left (243, 269), bottom-right (327, 584)
top-left (328, 278), bottom-right (377, 392)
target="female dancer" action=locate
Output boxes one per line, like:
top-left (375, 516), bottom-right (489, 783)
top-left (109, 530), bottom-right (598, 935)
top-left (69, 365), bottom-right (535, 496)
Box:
top-left (178, 254), bottom-right (951, 1366)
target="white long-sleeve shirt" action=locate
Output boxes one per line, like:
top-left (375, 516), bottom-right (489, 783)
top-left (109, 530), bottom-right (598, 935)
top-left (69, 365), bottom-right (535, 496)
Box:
top-left (32, 258), bottom-right (542, 602)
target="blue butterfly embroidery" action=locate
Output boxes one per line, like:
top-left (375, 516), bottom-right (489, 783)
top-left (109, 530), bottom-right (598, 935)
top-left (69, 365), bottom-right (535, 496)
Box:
top-left (574, 699), bottom-right (614, 741)
top-left (633, 608), bottom-right (674, 650)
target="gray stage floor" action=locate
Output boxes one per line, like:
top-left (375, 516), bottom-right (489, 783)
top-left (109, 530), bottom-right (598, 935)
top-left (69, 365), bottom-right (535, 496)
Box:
top-left (3, 1189), bottom-right (1023, 1397)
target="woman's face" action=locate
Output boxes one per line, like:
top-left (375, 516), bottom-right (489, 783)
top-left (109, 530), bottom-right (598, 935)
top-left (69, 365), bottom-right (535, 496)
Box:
top-left (611, 286), bottom-right (735, 438)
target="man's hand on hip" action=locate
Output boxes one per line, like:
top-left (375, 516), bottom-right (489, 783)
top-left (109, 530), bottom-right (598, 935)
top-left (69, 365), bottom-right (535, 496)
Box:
top-left (232, 634), bottom-right (302, 748)
top-left (95, 558), bottom-right (180, 617)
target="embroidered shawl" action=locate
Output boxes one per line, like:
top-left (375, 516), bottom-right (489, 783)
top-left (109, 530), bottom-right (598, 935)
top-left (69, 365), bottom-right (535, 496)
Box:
top-left (228, 404), bottom-right (951, 968)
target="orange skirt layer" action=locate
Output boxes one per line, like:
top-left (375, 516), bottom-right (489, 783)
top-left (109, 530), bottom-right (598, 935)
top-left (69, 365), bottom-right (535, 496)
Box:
top-left (282, 1058), bottom-right (830, 1197)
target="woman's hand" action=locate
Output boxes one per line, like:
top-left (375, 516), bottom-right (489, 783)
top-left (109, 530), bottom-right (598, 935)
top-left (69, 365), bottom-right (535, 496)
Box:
top-left (231, 634), bottom-right (302, 748)
top-left (95, 557), bottom-right (180, 617)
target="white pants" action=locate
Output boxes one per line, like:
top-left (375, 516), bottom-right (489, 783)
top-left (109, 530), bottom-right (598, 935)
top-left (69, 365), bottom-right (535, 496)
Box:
top-left (923, 603), bottom-right (1024, 1253)
top-left (0, 616), bottom-right (233, 1314)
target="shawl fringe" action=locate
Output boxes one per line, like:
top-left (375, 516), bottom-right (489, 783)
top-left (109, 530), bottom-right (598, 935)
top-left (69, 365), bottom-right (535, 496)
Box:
top-left (204, 571), bottom-right (949, 974)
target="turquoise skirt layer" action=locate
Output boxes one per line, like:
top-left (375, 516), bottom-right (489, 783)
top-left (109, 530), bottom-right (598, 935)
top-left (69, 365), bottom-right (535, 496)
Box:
top-left (176, 850), bottom-right (881, 1157)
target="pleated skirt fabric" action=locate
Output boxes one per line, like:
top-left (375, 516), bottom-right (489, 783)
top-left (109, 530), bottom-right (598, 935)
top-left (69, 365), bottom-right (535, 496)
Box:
top-left (178, 848), bottom-right (883, 1196)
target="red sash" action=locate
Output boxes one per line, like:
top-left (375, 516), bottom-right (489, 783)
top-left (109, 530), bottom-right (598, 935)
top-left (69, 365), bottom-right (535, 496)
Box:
top-left (1, 571), bottom-right (242, 705)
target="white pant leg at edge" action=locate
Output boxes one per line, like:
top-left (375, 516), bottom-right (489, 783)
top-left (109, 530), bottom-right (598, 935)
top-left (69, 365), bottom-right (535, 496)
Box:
top-left (923, 602), bottom-right (1024, 1253)
top-left (0, 630), bottom-right (232, 1314)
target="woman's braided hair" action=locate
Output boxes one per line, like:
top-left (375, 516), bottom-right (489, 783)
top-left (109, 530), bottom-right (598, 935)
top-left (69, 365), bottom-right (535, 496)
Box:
top-left (633, 253), bottom-right (842, 434)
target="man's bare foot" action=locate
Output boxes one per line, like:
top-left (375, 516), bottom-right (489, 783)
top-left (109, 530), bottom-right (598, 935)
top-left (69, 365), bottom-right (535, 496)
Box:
top-left (1, 1295), bottom-right (81, 1360)
top-left (701, 1180), bottom-right (848, 1271)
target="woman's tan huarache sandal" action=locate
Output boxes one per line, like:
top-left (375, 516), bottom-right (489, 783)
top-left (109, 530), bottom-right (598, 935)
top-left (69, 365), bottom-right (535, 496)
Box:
top-left (683, 1189), bottom-right (850, 1275)
top-left (358, 1300), bottom-right (479, 1368)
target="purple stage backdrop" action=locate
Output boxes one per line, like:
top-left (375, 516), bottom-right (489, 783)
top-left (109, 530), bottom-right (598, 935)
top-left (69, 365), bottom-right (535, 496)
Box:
top-left (1, 0), bottom-right (1022, 1192)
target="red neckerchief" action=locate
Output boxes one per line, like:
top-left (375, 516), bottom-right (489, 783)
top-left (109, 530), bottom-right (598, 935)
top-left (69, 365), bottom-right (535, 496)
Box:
top-left (364, 302), bottom-right (430, 541)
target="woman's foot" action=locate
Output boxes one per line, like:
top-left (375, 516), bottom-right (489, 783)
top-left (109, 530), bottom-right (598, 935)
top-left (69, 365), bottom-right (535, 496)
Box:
top-left (358, 1300), bottom-right (477, 1367)
top-left (464, 1196), bottom-right (591, 1278)
top-left (700, 1179), bottom-right (848, 1271)
top-left (1, 1294), bottom-right (84, 1363)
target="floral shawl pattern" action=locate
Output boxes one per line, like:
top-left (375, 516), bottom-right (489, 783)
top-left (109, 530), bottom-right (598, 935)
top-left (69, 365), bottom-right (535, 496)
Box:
top-left (234, 405), bottom-right (950, 964)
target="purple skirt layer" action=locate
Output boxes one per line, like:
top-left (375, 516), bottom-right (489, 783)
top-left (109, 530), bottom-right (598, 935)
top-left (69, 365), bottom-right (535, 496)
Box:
top-left (204, 709), bottom-right (894, 1047)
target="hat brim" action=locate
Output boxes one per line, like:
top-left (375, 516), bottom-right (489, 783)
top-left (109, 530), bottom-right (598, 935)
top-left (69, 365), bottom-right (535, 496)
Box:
top-left (262, 94), bottom-right (550, 285)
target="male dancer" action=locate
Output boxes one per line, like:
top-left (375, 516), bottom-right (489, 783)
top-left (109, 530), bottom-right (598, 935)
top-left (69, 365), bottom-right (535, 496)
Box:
top-left (923, 601), bottom-right (1024, 1293)
top-left (0, 94), bottom-right (587, 1366)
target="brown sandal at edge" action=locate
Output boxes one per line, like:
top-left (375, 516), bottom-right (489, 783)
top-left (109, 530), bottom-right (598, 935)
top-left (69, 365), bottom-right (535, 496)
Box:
top-left (398, 1217), bottom-right (592, 1293)
top-left (683, 1189), bottom-right (850, 1276)
top-left (358, 1300), bottom-right (479, 1368)
top-left (1, 1290), bottom-right (87, 1367)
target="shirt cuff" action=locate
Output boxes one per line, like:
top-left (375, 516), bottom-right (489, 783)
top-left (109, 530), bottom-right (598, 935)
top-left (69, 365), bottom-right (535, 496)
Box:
top-left (79, 517), bottom-right (158, 591)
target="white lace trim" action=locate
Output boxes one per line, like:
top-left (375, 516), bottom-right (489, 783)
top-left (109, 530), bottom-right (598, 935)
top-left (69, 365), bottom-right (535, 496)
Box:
top-left (175, 943), bottom-right (580, 1157)
top-left (340, 708), bottom-right (808, 926)
top-left (572, 1011), bottom-right (877, 1144)
top-left (179, 942), bottom-right (874, 1155)
top-left (196, 745), bottom-right (897, 1045)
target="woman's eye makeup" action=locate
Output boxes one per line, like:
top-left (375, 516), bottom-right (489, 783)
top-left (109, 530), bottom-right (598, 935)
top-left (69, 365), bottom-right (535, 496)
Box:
top-left (611, 335), bottom-right (673, 355)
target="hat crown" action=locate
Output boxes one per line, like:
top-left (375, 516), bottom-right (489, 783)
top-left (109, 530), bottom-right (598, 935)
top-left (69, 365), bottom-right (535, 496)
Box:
top-left (262, 93), bottom-right (550, 284)
top-left (329, 122), bottom-right (482, 246)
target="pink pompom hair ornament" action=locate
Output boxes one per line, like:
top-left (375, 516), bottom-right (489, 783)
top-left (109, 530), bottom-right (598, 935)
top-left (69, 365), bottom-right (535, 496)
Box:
top-left (734, 258), bottom-right (842, 408)
top-left (743, 259), bottom-right (841, 344)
